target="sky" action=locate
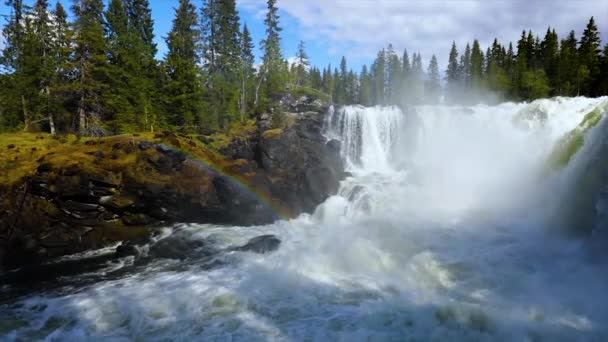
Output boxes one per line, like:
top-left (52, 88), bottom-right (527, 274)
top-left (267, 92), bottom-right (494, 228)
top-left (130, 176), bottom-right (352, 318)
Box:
top-left (1, 0), bottom-right (607, 74)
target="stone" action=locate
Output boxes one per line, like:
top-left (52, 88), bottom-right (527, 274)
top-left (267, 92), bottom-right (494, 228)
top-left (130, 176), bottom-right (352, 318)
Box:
top-left (138, 141), bottom-right (153, 150)
top-left (235, 235), bottom-right (281, 254)
top-left (122, 213), bottom-right (154, 226)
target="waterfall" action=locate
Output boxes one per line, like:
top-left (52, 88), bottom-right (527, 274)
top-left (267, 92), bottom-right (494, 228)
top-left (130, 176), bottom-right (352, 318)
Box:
top-left (327, 105), bottom-right (404, 172)
top-left (4, 97), bottom-right (608, 341)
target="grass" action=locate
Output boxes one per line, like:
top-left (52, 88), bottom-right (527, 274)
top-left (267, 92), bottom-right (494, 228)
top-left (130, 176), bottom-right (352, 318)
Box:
top-left (206, 119), bottom-right (258, 151)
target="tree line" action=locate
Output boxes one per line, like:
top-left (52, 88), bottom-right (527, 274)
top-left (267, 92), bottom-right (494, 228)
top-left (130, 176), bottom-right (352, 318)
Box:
top-left (1, 1), bottom-right (607, 135)
top-left (327, 17), bottom-right (607, 107)
top-left (0, 0), bottom-right (292, 134)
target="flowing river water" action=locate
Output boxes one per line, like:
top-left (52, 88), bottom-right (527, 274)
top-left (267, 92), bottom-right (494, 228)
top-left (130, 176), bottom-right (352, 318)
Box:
top-left (2, 97), bottom-right (608, 341)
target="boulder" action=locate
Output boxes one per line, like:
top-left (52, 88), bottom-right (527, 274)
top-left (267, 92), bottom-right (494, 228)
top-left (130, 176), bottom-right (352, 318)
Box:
top-left (234, 235), bottom-right (281, 254)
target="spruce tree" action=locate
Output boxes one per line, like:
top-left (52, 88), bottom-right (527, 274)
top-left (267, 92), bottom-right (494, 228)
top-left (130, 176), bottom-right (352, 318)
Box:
top-left (126, 0), bottom-right (160, 131)
top-left (1, 0), bottom-right (30, 130)
top-left (578, 17), bottom-right (602, 96)
top-left (401, 49), bottom-right (411, 105)
top-left (164, 0), bottom-right (203, 129)
top-left (295, 40), bottom-right (310, 86)
top-left (200, 0), bottom-right (241, 129)
top-left (460, 43), bottom-right (472, 89)
top-left (541, 28), bottom-right (559, 93)
top-left (32, 0), bottom-right (57, 133)
top-left (409, 53), bottom-right (425, 104)
top-left (239, 23), bottom-right (255, 122)
top-left (359, 65), bottom-right (372, 106)
top-left (470, 39), bottom-right (484, 90)
top-left (48, 2), bottom-right (73, 132)
top-left (372, 49), bottom-right (386, 105)
top-left (559, 31), bottom-right (579, 96)
top-left (72, 0), bottom-right (109, 135)
top-left (105, 0), bottom-right (136, 132)
top-left (260, 0), bottom-right (285, 103)
top-left (426, 54), bottom-right (440, 103)
top-left (386, 44), bottom-right (401, 105)
top-left (446, 41), bottom-right (460, 101)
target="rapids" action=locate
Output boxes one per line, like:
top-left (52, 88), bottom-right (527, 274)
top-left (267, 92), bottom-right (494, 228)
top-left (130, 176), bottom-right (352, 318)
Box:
top-left (2, 97), bottom-right (608, 341)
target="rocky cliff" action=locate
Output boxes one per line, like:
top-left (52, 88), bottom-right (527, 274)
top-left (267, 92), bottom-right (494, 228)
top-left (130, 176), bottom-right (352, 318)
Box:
top-left (0, 94), bottom-right (344, 271)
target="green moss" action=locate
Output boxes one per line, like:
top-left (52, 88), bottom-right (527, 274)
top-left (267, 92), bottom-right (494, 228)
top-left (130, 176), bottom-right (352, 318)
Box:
top-left (289, 86), bottom-right (331, 103)
top-left (262, 128), bottom-right (284, 139)
top-left (207, 119), bottom-right (257, 150)
top-left (546, 102), bottom-right (607, 170)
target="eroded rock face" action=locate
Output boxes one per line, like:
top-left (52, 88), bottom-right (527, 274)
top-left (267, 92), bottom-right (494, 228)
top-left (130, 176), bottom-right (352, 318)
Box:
top-left (257, 111), bottom-right (345, 213)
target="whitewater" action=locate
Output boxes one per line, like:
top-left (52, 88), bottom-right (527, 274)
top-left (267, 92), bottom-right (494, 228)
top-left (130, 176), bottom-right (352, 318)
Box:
top-left (2, 97), bottom-right (608, 341)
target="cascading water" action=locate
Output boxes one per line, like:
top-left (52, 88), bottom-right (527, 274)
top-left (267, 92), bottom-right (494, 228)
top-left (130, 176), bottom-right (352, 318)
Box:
top-left (2, 97), bottom-right (608, 341)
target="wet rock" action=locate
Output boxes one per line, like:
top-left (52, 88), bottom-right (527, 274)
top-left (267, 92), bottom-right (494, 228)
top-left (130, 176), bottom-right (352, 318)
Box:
top-left (99, 195), bottom-right (135, 210)
top-left (148, 237), bottom-right (207, 260)
top-left (61, 200), bottom-right (103, 212)
top-left (122, 213), bottom-right (154, 226)
top-left (138, 141), bottom-right (153, 150)
top-left (234, 235), bottom-right (281, 254)
top-left (115, 242), bottom-right (141, 258)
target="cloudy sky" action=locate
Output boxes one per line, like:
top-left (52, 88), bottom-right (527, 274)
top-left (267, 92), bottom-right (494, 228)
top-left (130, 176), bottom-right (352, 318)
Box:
top-left (1, 0), bottom-right (607, 73)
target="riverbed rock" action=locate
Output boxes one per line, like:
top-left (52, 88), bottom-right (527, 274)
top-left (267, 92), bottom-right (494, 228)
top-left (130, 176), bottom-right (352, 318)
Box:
top-left (234, 235), bottom-right (281, 254)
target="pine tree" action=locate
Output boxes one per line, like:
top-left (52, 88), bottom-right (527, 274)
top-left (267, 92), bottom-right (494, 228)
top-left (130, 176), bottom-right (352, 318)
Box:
top-left (359, 65), bottom-right (372, 106)
top-left (32, 0), bottom-right (57, 133)
top-left (334, 56), bottom-right (348, 104)
top-left (48, 2), bottom-right (73, 132)
top-left (1, 0), bottom-right (29, 130)
top-left (578, 17), bottom-right (602, 96)
top-left (372, 49), bottom-right (386, 105)
top-left (295, 40), bottom-right (310, 86)
top-left (400, 48), bottom-right (411, 105)
top-left (541, 28), bottom-right (559, 93)
top-left (105, 0), bottom-right (136, 131)
top-left (72, 0), bottom-right (109, 135)
top-left (260, 0), bottom-right (285, 103)
top-left (238, 23), bottom-right (255, 122)
top-left (200, 0), bottom-right (242, 129)
top-left (426, 54), bottom-right (440, 103)
top-left (126, 0), bottom-right (160, 131)
top-left (460, 43), bottom-right (472, 89)
top-left (470, 39), bottom-right (484, 90)
top-left (446, 41), bottom-right (460, 101)
top-left (558, 30), bottom-right (579, 96)
top-left (164, 0), bottom-right (203, 129)
top-left (410, 52), bottom-right (424, 104)
top-left (386, 44), bottom-right (401, 105)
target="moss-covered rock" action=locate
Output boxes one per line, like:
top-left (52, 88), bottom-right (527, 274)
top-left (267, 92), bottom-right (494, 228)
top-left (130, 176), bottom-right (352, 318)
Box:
top-left (0, 91), bottom-right (345, 273)
top-left (546, 101), bottom-right (607, 170)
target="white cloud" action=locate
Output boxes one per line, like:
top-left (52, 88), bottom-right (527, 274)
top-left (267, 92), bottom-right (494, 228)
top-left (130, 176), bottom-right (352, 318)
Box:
top-left (242, 0), bottom-right (608, 71)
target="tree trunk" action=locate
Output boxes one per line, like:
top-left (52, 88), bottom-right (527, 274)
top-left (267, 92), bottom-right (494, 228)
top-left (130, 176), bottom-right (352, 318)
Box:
top-left (48, 113), bottom-right (56, 135)
top-left (21, 95), bottom-right (31, 132)
top-left (44, 86), bottom-right (56, 135)
top-left (240, 77), bottom-right (246, 123)
top-left (78, 94), bottom-right (86, 134)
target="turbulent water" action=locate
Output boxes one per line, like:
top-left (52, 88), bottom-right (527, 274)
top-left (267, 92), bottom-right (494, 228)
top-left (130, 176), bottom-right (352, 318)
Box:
top-left (3, 97), bottom-right (608, 341)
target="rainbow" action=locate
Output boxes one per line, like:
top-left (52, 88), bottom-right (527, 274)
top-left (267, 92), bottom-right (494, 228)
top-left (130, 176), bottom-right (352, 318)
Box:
top-left (163, 142), bottom-right (294, 221)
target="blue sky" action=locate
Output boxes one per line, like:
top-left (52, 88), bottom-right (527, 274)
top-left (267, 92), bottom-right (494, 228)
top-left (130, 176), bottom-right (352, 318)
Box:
top-left (2, 1), bottom-right (607, 74)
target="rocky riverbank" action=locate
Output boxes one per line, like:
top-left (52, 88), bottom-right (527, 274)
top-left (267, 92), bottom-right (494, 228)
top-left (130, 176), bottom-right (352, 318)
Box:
top-left (0, 94), bottom-right (344, 272)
